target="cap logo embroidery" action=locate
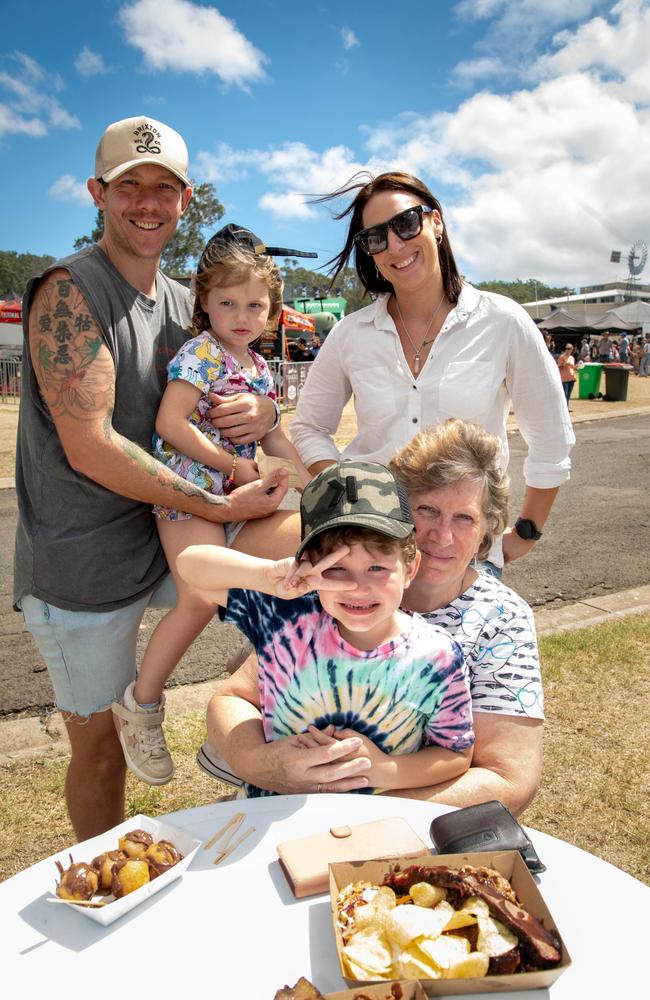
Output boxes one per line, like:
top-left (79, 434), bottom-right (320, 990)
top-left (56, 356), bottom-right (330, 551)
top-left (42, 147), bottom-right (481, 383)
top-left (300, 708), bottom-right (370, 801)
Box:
top-left (345, 477), bottom-right (358, 503)
top-left (133, 123), bottom-right (162, 155)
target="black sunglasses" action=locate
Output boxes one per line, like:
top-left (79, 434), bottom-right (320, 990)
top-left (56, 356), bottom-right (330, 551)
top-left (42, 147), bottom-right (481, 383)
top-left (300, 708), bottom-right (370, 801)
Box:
top-left (354, 204), bottom-right (434, 255)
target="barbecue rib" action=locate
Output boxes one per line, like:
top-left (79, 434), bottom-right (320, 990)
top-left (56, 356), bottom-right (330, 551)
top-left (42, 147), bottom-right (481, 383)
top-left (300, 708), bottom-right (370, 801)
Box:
top-left (384, 864), bottom-right (561, 969)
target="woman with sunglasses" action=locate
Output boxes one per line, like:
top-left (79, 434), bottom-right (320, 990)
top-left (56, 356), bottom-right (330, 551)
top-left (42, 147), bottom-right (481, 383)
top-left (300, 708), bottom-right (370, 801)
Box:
top-left (291, 171), bottom-right (575, 573)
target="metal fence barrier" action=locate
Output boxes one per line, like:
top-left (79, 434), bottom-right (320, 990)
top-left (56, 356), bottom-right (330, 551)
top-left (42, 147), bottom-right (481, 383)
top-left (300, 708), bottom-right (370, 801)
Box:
top-left (0, 359), bottom-right (21, 404)
top-left (0, 359), bottom-right (310, 408)
top-left (266, 360), bottom-right (313, 409)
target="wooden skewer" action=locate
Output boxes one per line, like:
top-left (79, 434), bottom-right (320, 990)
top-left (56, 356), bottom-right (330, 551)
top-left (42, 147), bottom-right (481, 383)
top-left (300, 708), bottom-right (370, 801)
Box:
top-left (47, 897), bottom-right (109, 908)
top-left (203, 811), bottom-right (245, 851)
top-left (213, 825), bottom-right (256, 866)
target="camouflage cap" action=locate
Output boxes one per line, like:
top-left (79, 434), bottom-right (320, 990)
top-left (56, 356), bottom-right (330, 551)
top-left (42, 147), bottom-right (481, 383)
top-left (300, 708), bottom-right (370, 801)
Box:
top-left (296, 460), bottom-right (414, 561)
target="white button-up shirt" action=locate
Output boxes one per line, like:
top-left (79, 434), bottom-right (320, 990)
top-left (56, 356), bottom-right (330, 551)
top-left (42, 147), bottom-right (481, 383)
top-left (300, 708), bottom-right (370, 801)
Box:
top-left (291, 284), bottom-right (575, 490)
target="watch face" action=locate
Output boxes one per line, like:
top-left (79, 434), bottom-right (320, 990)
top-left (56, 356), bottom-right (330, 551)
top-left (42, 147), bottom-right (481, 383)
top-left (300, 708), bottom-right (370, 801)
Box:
top-left (516, 518), bottom-right (540, 540)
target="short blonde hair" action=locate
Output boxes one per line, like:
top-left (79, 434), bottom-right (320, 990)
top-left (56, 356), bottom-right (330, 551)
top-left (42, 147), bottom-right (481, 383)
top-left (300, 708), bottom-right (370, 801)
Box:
top-left (191, 241), bottom-right (283, 338)
top-left (389, 420), bottom-right (510, 561)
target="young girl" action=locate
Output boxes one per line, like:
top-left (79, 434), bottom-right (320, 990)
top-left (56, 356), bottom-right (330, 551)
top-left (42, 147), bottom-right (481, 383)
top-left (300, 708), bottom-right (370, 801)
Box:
top-left (112, 224), bottom-right (311, 785)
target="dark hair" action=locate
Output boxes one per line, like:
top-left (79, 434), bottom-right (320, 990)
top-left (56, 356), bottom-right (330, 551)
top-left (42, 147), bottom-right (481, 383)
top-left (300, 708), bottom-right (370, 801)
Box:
top-left (316, 171), bottom-right (463, 302)
top-left (303, 525), bottom-right (417, 568)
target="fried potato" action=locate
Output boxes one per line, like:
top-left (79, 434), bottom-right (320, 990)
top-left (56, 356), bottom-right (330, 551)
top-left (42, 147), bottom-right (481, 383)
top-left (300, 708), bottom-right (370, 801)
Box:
top-left (477, 914), bottom-right (519, 957)
top-left (419, 934), bottom-right (470, 970)
top-left (342, 928), bottom-right (393, 978)
top-left (443, 951), bottom-right (490, 979)
top-left (394, 944), bottom-right (442, 980)
top-left (352, 885), bottom-right (397, 934)
top-left (384, 899), bottom-right (454, 948)
top-left (409, 881), bottom-right (447, 908)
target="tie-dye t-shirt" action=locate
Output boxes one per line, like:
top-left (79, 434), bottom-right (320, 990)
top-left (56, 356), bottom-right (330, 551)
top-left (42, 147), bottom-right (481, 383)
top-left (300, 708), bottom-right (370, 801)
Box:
top-left (222, 589), bottom-right (474, 797)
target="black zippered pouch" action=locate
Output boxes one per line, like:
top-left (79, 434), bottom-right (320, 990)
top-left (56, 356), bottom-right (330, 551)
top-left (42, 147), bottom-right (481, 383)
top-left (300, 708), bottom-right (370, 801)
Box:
top-left (430, 800), bottom-right (546, 874)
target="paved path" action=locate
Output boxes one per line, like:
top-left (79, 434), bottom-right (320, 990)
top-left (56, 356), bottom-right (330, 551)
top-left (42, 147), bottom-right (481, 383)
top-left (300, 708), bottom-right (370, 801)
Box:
top-left (2, 582), bottom-right (648, 766)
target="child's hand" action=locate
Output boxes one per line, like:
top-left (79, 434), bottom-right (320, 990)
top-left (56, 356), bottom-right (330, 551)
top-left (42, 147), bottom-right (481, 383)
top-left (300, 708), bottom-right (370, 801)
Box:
top-left (233, 457), bottom-right (260, 487)
top-left (262, 547), bottom-right (356, 600)
top-left (329, 727), bottom-right (392, 786)
top-left (282, 547), bottom-right (357, 596)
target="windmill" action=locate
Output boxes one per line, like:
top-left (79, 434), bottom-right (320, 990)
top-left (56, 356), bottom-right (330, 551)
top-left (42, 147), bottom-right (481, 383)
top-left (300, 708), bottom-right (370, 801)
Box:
top-left (609, 239), bottom-right (648, 301)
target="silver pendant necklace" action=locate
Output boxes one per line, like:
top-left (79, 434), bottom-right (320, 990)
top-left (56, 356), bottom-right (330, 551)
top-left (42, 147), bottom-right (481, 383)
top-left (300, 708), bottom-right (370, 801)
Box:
top-left (394, 293), bottom-right (446, 374)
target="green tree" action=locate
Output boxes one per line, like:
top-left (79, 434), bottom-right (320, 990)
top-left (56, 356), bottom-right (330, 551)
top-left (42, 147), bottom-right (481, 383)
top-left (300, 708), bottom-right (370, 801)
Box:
top-left (73, 180), bottom-right (224, 276)
top-left (0, 250), bottom-right (56, 297)
top-left (280, 261), bottom-right (367, 314)
top-left (474, 278), bottom-right (569, 304)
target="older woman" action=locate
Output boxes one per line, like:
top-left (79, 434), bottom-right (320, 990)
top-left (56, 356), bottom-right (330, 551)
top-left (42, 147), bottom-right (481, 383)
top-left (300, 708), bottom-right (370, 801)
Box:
top-left (199, 420), bottom-right (543, 815)
top-left (290, 171), bottom-right (575, 572)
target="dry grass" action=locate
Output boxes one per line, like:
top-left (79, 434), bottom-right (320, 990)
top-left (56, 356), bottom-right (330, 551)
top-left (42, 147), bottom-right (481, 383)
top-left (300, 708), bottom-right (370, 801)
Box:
top-left (1, 614), bottom-right (649, 886)
top-left (521, 613), bottom-right (650, 885)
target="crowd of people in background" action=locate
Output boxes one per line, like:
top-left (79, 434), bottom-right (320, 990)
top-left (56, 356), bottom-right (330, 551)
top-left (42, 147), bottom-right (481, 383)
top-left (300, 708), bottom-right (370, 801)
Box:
top-left (545, 331), bottom-right (650, 376)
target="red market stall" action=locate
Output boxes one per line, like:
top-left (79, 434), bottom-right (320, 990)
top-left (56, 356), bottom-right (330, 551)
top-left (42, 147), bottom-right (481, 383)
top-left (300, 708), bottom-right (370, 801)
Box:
top-left (0, 298), bottom-right (22, 324)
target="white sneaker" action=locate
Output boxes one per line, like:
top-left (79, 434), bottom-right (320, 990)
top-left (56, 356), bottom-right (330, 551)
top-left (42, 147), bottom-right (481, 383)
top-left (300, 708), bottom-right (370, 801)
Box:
top-left (112, 682), bottom-right (174, 785)
top-left (196, 740), bottom-right (244, 787)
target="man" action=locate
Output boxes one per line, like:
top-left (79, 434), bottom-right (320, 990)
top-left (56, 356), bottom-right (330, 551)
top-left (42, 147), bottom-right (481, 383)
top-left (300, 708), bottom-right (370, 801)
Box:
top-left (14, 117), bottom-right (289, 840)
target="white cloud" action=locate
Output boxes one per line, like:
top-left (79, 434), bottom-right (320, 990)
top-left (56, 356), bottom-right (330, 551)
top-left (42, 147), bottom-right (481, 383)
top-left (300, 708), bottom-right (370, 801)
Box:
top-left (0, 52), bottom-right (80, 139)
top-left (119, 0), bottom-right (267, 88)
top-left (340, 27), bottom-right (360, 50)
top-left (258, 192), bottom-right (316, 220)
top-left (452, 56), bottom-right (505, 85)
top-left (75, 47), bottom-right (110, 77)
top-left (196, 141), bottom-right (370, 218)
top-left (533, 0), bottom-right (650, 100)
top-left (453, 0), bottom-right (607, 83)
top-left (48, 174), bottom-right (93, 204)
top-left (192, 2), bottom-right (650, 286)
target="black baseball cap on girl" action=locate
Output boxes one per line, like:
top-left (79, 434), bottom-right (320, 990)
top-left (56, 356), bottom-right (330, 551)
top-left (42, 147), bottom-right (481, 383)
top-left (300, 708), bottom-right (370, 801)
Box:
top-left (198, 223), bottom-right (317, 272)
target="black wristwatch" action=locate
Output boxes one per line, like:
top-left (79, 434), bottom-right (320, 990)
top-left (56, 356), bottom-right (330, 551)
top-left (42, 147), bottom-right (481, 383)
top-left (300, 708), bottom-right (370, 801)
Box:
top-left (514, 517), bottom-right (543, 541)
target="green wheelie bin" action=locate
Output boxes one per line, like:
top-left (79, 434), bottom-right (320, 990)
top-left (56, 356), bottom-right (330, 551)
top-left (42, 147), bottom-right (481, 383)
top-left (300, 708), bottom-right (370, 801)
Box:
top-left (577, 363), bottom-right (602, 399)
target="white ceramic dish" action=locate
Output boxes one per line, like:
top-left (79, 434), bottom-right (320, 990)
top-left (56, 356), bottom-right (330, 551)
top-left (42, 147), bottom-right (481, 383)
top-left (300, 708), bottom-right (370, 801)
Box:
top-left (48, 813), bottom-right (201, 926)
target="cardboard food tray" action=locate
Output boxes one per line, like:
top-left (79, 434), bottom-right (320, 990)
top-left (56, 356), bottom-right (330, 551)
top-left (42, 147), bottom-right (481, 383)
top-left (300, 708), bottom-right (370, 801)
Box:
top-left (48, 813), bottom-right (201, 926)
top-left (329, 850), bottom-right (571, 995)
top-left (325, 982), bottom-right (427, 999)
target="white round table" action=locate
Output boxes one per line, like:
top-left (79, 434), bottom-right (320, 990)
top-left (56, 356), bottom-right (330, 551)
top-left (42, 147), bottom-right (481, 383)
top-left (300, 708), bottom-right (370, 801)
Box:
top-left (2, 794), bottom-right (647, 998)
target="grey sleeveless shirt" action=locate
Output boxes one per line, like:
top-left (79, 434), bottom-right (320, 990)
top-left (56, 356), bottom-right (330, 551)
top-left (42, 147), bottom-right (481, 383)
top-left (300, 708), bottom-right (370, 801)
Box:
top-left (14, 245), bottom-right (192, 611)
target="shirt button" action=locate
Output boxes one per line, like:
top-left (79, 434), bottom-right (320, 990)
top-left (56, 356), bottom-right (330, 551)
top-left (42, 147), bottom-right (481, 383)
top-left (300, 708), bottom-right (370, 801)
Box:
top-left (412, 417), bottom-right (418, 424)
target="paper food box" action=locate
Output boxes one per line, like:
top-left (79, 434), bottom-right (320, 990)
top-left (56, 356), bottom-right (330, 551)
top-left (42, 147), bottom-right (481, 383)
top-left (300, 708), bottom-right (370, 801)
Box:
top-left (328, 850), bottom-right (571, 996)
top-left (325, 982), bottom-right (427, 999)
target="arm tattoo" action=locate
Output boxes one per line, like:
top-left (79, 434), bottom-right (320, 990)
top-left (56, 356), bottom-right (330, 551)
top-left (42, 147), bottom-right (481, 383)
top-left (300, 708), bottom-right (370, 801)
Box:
top-left (31, 275), bottom-right (115, 420)
top-left (119, 433), bottom-right (227, 505)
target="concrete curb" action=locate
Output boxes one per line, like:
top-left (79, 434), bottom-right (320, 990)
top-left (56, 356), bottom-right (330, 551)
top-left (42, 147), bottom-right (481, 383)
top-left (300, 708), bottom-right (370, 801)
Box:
top-left (2, 583), bottom-right (649, 768)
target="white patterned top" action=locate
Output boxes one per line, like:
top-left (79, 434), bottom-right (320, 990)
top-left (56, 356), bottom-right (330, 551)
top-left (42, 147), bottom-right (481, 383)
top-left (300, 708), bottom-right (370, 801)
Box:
top-left (420, 572), bottom-right (544, 719)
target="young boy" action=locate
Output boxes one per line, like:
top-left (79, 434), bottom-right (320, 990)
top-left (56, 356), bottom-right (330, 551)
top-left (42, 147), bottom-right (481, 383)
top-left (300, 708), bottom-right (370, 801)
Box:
top-left (178, 461), bottom-right (474, 797)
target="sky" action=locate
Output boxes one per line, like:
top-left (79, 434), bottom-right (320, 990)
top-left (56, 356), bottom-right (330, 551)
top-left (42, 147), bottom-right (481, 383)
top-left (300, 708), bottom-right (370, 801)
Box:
top-left (2, 0), bottom-right (650, 290)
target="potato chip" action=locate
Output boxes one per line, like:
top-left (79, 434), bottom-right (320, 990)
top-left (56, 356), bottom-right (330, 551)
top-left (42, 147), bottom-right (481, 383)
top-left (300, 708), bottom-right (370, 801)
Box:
top-left (343, 956), bottom-right (390, 982)
top-left (476, 913), bottom-right (519, 957)
top-left (418, 934), bottom-right (470, 970)
top-left (352, 885), bottom-right (397, 934)
top-left (460, 896), bottom-right (490, 918)
top-left (384, 899), bottom-right (454, 947)
top-left (409, 881), bottom-right (448, 908)
top-left (443, 950), bottom-right (490, 979)
top-left (394, 944), bottom-right (443, 980)
top-left (444, 908), bottom-right (479, 931)
top-left (342, 928), bottom-right (393, 978)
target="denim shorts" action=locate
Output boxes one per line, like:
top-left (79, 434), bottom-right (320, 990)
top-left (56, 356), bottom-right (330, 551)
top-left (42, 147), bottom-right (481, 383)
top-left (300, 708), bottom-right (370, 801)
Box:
top-left (20, 573), bottom-right (178, 719)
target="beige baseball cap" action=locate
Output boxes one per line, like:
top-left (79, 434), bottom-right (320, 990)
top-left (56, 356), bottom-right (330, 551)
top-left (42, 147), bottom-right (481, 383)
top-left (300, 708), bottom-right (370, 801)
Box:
top-left (94, 116), bottom-right (190, 186)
